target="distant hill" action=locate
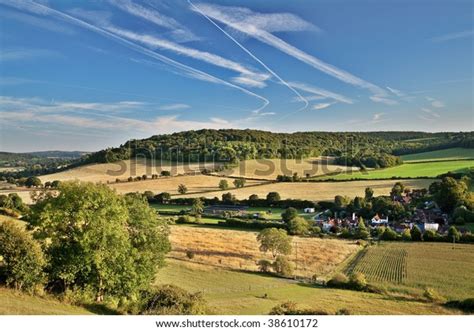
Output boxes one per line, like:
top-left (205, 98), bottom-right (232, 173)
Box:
top-left (83, 129), bottom-right (474, 166)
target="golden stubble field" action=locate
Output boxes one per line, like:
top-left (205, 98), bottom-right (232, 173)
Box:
top-left (218, 157), bottom-right (358, 180)
top-left (180, 179), bottom-right (435, 201)
top-left (168, 226), bottom-right (360, 279)
top-left (39, 158), bottom-right (222, 183)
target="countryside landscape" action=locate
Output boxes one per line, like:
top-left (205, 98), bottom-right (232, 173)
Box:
top-left (0, 0), bottom-right (473, 322)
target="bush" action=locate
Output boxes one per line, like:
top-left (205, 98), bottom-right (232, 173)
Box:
top-left (411, 225), bottom-right (422, 241)
top-left (0, 207), bottom-right (21, 218)
top-left (176, 215), bottom-right (191, 224)
top-left (185, 250), bottom-right (195, 259)
top-left (423, 287), bottom-right (445, 303)
top-left (270, 301), bottom-right (328, 315)
top-left (256, 259), bottom-right (273, 273)
top-left (281, 207), bottom-right (298, 223)
top-left (140, 285), bottom-right (207, 315)
top-left (0, 222), bottom-right (45, 292)
top-left (401, 228), bottom-right (412, 241)
top-left (348, 272), bottom-right (367, 291)
top-left (381, 227), bottom-right (399, 241)
top-left (272, 256), bottom-right (294, 277)
top-left (326, 273), bottom-right (349, 288)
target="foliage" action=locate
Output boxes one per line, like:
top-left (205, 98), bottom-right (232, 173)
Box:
top-left (191, 198), bottom-right (204, 217)
top-left (177, 184), bottom-right (188, 195)
top-left (256, 259), bottom-right (273, 273)
top-left (281, 207), bottom-right (298, 223)
top-left (257, 228), bottom-right (292, 258)
top-left (269, 301), bottom-right (329, 315)
top-left (272, 256), bottom-right (294, 277)
top-left (354, 219), bottom-right (369, 239)
top-left (0, 221), bottom-right (45, 292)
top-left (288, 217), bottom-right (310, 235)
top-left (444, 298), bottom-right (474, 313)
top-left (218, 179), bottom-right (229, 190)
top-left (423, 287), bottom-right (445, 303)
top-left (233, 178), bottom-right (246, 188)
top-left (140, 285), bottom-right (207, 315)
top-left (326, 273), bottom-right (349, 288)
top-left (429, 177), bottom-right (469, 213)
top-left (29, 181), bottom-right (170, 303)
top-left (410, 225), bottom-right (422, 241)
top-left (447, 226), bottom-right (461, 242)
top-left (381, 227), bottom-right (399, 241)
top-left (266, 192), bottom-right (281, 204)
top-left (25, 176), bottom-right (42, 188)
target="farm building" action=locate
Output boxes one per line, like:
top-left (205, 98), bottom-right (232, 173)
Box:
top-left (203, 205), bottom-right (248, 216)
top-left (419, 222), bottom-right (440, 232)
top-left (304, 207), bottom-right (315, 213)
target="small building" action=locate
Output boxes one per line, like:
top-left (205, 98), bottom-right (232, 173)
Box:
top-left (371, 214), bottom-right (389, 226)
top-left (420, 222), bottom-right (439, 232)
top-left (304, 207), bottom-right (315, 213)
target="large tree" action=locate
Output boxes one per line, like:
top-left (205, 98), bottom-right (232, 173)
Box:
top-left (29, 181), bottom-right (170, 302)
top-left (430, 177), bottom-right (469, 213)
top-left (257, 228), bottom-right (292, 258)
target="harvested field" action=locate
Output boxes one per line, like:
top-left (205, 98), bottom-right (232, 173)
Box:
top-left (40, 158), bottom-right (222, 183)
top-left (180, 179), bottom-right (435, 201)
top-left (219, 157), bottom-right (358, 180)
top-left (168, 226), bottom-right (360, 279)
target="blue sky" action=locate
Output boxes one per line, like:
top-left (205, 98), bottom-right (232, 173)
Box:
top-left (0, 0), bottom-right (473, 152)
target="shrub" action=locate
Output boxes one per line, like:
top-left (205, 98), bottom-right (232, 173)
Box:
top-left (381, 227), bottom-right (399, 241)
top-left (411, 225), bottom-right (422, 241)
top-left (326, 273), bottom-right (349, 288)
top-left (348, 272), bottom-right (367, 291)
top-left (176, 215), bottom-right (191, 224)
top-left (423, 287), bottom-right (445, 303)
top-left (256, 259), bottom-right (273, 273)
top-left (281, 207), bottom-right (298, 223)
top-left (401, 228), bottom-right (412, 241)
top-left (423, 230), bottom-right (441, 242)
top-left (272, 256), bottom-right (294, 277)
top-left (185, 250), bottom-right (195, 259)
top-left (270, 301), bottom-right (328, 315)
top-left (0, 222), bottom-right (45, 292)
top-left (339, 228), bottom-right (352, 239)
top-left (336, 308), bottom-right (351, 315)
top-left (140, 285), bottom-right (207, 315)
top-left (447, 226), bottom-right (461, 242)
top-left (0, 207), bottom-right (20, 218)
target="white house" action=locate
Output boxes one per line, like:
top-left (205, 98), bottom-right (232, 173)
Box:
top-left (371, 215), bottom-right (389, 226)
top-left (304, 207), bottom-right (315, 213)
top-left (421, 222), bottom-right (439, 232)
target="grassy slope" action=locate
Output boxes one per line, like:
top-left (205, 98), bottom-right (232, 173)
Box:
top-left (0, 288), bottom-right (91, 315)
top-left (155, 260), bottom-right (455, 315)
top-left (316, 160), bottom-right (473, 181)
top-left (401, 148), bottom-right (474, 163)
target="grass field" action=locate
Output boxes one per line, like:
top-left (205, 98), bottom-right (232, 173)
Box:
top-left (169, 226), bottom-right (360, 279)
top-left (344, 242), bottom-right (474, 300)
top-left (316, 160), bottom-right (473, 181)
top-left (179, 179), bottom-right (434, 201)
top-left (0, 288), bottom-right (91, 315)
top-left (219, 157), bottom-right (358, 180)
top-left (39, 158), bottom-right (222, 183)
top-left (401, 148), bottom-right (474, 163)
top-left (154, 260), bottom-right (456, 315)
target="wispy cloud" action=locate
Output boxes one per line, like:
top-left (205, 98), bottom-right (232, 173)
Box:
top-left (0, 8), bottom-right (76, 35)
top-left (426, 97), bottom-right (445, 108)
top-left (108, 0), bottom-right (198, 42)
top-left (0, 48), bottom-right (60, 61)
top-left (386, 86), bottom-right (405, 97)
top-left (431, 30), bottom-right (474, 43)
top-left (371, 112), bottom-right (386, 124)
top-left (191, 2), bottom-right (394, 104)
top-left (289, 81), bottom-right (353, 104)
top-left (421, 107), bottom-right (440, 118)
top-left (312, 102), bottom-right (334, 110)
top-left (106, 25), bottom-right (270, 88)
top-left (158, 103), bottom-right (190, 111)
top-left (0, 0), bottom-right (270, 113)
top-left (369, 95), bottom-right (398, 105)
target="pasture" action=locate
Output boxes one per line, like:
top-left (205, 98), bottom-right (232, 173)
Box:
top-left (154, 260), bottom-right (456, 315)
top-left (401, 148), bottom-right (474, 163)
top-left (219, 157), bottom-right (358, 180)
top-left (168, 226), bottom-right (360, 279)
top-left (344, 242), bottom-right (474, 300)
top-left (39, 158), bottom-right (221, 183)
top-left (0, 288), bottom-right (91, 315)
top-left (179, 179), bottom-right (434, 201)
top-left (316, 160), bottom-right (473, 181)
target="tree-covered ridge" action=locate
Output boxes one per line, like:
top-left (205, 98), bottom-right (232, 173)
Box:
top-left (83, 130), bottom-right (474, 165)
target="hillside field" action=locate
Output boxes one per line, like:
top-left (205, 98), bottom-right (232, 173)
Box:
top-left (39, 158), bottom-right (221, 183)
top-left (401, 148), bottom-right (474, 163)
top-left (316, 160), bottom-right (473, 181)
top-left (168, 226), bottom-right (360, 279)
top-left (154, 260), bottom-right (457, 315)
top-left (219, 157), bottom-right (358, 180)
top-left (344, 242), bottom-right (474, 300)
top-left (179, 179), bottom-right (434, 201)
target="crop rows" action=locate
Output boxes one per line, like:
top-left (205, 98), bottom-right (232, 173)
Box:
top-left (348, 246), bottom-right (407, 284)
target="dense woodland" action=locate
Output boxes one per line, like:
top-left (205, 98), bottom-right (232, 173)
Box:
top-left (83, 130), bottom-right (474, 167)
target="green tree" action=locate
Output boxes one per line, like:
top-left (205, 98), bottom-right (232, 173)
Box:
top-left (191, 198), bottom-right (204, 218)
top-left (257, 228), bottom-right (292, 258)
top-left (29, 182), bottom-right (170, 302)
top-left (401, 228), bottom-right (412, 241)
top-left (233, 178), bottom-right (246, 188)
top-left (354, 218), bottom-right (369, 239)
top-left (390, 182), bottom-right (405, 198)
top-left (288, 217), bottom-right (310, 235)
top-left (222, 192), bottom-right (236, 204)
top-left (141, 285), bottom-right (207, 315)
top-left (430, 177), bottom-right (469, 213)
top-left (272, 256), bottom-right (294, 277)
top-left (0, 222), bottom-right (45, 292)
top-left (281, 207), bottom-right (298, 223)
top-left (381, 227), bottom-right (399, 241)
top-left (178, 184), bottom-right (188, 194)
top-left (155, 192), bottom-right (171, 204)
top-left (365, 187), bottom-right (374, 201)
top-left (411, 225), bottom-right (422, 241)
top-left (218, 179), bottom-right (229, 190)
top-left (25, 176), bottom-right (41, 188)
top-left (266, 192), bottom-right (281, 205)
top-left (448, 226), bottom-right (461, 243)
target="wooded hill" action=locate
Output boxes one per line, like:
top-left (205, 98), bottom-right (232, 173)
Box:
top-left (82, 130), bottom-right (474, 167)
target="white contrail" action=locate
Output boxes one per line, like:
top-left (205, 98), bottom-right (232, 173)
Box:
top-left (0, 0), bottom-right (269, 113)
top-left (188, 0), bottom-right (308, 113)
